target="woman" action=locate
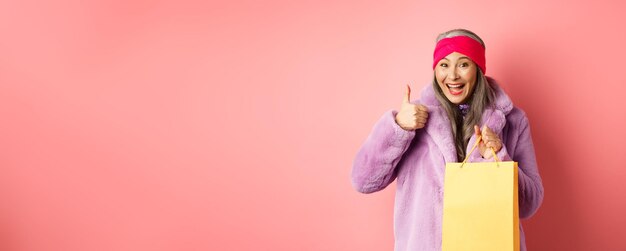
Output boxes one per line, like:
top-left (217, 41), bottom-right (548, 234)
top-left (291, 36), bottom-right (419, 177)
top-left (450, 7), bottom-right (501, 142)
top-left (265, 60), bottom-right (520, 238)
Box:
top-left (351, 29), bottom-right (544, 251)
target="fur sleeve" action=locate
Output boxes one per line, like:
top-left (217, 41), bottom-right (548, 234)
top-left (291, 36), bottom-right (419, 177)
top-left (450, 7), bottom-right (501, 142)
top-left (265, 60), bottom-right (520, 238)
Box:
top-left (514, 115), bottom-right (544, 219)
top-left (351, 110), bottom-right (416, 194)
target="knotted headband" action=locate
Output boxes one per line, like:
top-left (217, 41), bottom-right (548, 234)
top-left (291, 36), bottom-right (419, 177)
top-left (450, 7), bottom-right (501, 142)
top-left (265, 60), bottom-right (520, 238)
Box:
top-left (432, 36), bottom-right (486, 74)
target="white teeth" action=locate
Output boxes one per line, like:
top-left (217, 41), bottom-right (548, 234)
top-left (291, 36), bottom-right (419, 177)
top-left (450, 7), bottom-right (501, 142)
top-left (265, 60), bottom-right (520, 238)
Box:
top-left (446, 84), bottom-right (464, 88)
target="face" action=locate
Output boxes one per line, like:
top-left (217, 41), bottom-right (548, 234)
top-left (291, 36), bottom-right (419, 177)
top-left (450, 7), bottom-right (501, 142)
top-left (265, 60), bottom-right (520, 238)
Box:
top-left (435, 52), bottom-right (478, 104)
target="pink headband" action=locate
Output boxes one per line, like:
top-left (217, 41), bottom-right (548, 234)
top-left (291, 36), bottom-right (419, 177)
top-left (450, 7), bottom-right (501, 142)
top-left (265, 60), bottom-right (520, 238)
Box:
top-left (433, 36), bottom-right (486, 74)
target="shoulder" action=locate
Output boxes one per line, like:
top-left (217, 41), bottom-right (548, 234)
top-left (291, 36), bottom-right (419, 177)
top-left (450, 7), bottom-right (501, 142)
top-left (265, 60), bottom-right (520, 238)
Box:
top-left (507, 106), bottom-right (528, 122)
top-left (487, 77), bottom-right (514, 115)
top-left (486, 77), bottom-right (533, 134)
top-left (506, 106), bottom-right (531, 132)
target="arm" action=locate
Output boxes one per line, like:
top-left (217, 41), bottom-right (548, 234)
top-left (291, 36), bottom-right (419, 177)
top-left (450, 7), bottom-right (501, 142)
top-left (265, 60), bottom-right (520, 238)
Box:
top-left (351, 110), bottom-right (416, 194)
top-left (513, 116), bottom-right (544, 219)
top-left (468, 113), bottom-right (544, 218)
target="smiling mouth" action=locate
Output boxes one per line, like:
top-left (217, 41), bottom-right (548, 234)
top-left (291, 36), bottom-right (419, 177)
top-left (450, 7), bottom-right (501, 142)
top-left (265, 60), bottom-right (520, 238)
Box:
top-left (446, 83), bottom-right (465, 95)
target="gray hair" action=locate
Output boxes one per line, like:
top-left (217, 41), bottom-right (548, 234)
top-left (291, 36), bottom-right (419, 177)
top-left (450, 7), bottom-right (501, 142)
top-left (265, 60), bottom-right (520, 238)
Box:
top-left (432, 29), bottom-right (494, 161)
top-left (436, 29), bottom-right (485, 48)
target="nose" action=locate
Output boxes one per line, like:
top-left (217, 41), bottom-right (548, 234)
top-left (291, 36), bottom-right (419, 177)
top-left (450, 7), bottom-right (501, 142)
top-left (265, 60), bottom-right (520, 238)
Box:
top-left (447, 66), bottom-right (460, 80)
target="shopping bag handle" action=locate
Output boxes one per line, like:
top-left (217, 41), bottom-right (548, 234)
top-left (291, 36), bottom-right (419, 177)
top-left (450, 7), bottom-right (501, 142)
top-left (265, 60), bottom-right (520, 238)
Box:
top-left (460, 135), bottom-right (500, 168)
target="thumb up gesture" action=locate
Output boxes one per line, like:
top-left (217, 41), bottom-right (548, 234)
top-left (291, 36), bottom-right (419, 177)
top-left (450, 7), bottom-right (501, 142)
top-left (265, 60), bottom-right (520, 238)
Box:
top-left (395, 85), bottom-right (429, 131)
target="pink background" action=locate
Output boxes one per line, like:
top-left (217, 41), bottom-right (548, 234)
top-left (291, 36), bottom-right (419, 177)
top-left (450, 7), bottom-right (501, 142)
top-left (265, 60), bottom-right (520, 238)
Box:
top-left (1, 0), bottom-right (625, 250)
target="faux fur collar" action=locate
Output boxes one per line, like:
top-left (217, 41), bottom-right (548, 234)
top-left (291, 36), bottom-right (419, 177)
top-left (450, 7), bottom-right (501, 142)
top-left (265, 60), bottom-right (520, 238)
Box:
top-left (418, 77), bottom-right (514, 162)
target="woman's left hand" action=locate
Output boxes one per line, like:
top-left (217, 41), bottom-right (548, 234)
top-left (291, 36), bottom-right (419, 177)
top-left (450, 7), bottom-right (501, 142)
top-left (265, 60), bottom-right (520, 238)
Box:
top-left (474, 125), bottom-right (502, 159)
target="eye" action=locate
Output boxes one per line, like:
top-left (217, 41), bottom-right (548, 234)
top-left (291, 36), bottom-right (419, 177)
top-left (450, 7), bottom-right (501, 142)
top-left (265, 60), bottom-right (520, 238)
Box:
top-left (440, 63), bottom-right (448, 67)
top-left (460, 62), bottom-right (469, 67)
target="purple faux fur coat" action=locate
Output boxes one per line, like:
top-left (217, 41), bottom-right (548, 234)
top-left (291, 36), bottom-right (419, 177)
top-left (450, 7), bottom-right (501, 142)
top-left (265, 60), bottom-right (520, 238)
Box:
top-left (352, 78), bottom-right (544, 251)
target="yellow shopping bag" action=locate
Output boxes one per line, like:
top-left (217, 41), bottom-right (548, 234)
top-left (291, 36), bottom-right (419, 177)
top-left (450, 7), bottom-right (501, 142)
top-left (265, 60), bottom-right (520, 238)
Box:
top-left (441, 136), bottom-right (519, 251)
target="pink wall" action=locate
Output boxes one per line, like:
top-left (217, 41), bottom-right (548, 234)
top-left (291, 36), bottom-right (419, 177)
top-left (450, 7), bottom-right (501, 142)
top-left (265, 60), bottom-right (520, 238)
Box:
top-left (0, 0), bottom-right (625, 250)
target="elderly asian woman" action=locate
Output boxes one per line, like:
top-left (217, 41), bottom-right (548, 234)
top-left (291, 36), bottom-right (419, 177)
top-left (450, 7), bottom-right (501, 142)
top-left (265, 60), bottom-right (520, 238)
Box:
top-left (351, 29), bottom-right (544, 251)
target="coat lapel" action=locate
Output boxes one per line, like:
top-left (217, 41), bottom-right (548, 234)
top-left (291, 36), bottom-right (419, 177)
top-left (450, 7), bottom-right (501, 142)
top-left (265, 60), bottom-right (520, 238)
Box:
top-left (423, 105), bottom-right (458, 163)
top-left (466, 78), bottom-right (514, 158)
top-left (420, 84), bottom-right (458, 163)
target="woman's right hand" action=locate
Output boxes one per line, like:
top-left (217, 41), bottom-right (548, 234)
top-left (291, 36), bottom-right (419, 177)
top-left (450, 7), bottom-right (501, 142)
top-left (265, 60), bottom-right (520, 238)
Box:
top-left (395, 85), bottom-right (429, 131)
